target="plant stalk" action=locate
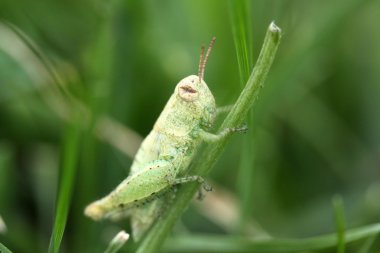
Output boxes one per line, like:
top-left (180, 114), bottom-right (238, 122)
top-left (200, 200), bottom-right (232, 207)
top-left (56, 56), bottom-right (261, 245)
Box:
top-left (136, 22), bottom-right (282, 253)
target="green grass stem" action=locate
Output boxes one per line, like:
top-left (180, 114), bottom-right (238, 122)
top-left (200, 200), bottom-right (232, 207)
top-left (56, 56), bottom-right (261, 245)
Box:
top-left (0, 242), bottom-right (13, 253)
top-left (163, 222), bottom-right (380, 253)
top-left (135, 22), bottom-right (281, 253)
top-left (228, 0), bottom-right (255, 233)
top-left (48, 116), bottom-right (82, 253)
top-left (332, 195), bottom-right (346, 253)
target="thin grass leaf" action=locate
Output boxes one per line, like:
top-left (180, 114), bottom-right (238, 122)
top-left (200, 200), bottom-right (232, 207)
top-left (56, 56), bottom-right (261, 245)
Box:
top-left (1, 21), bottom-right (142, 159)
top-left (228, 0), bottom-right (253, 86)
top-left (164, 222), bottom-right (380, 253)
top-left (333, 195), bottom-right (346, 253)
top-left (48, 115), bottom-right (82, 253)
top-left (358, 234), bottom-right (377, 253)
top-left (2, 20), bottom-right (71, 98)
top-left (228, 0), bottom-right (255, 233)
top-left (0, 242), bottom-right (13, 253)
top-left (135, 22), bottom-right (281, 253)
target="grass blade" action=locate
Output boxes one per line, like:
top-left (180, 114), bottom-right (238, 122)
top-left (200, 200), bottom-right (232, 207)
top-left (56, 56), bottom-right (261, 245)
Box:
top-left (228, 0), bottom-right (253, 86)
top-left (48, 117), bottom-right (82, 253)
top-left (228, 0), bottom-right (255, 232)
top-left (358, 234), bottom-right (377, 253)
top-left (164, 222), bottom-right (380, 253)
top-left (0, 243), bottom-right (13, 253)
top-left (332, 196), bottom-right (346, 253)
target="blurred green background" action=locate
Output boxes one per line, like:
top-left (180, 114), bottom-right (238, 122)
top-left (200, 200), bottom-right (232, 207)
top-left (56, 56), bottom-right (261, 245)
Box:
top-left (1, 0), bottom-right (380, 252)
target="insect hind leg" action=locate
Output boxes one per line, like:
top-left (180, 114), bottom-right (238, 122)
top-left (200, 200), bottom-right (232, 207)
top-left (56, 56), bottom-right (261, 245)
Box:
top-left (108, 187), bottom-right (171, 221)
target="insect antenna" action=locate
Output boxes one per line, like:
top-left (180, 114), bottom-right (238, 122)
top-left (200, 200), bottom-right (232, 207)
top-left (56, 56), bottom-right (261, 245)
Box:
top-left (198, 36), bottom-right (216, 82)
top-left (198, 45), bottom-right (205, 83)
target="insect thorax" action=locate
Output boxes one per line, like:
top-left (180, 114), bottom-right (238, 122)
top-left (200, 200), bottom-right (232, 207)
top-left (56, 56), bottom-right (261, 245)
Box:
top-left (131, 75), bottom-right (216, 175)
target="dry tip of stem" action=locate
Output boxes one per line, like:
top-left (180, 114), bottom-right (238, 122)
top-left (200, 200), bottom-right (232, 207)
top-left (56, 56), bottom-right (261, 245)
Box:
top-left (269, 21), bottom-right (281, 33)
top-left (104, 230), bottom-right (130, 253)
top-left (114, 230), bottom-right (130, 242)
top-left (269, 22), bottom-right (282, 43)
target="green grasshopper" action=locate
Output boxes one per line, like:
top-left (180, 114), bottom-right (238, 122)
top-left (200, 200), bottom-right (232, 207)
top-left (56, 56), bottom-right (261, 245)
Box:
top-left (84, 37), bottom-right (246, 240)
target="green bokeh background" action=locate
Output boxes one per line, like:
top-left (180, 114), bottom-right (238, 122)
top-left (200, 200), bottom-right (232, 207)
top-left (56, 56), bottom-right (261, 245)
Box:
top-left (1, 0), bottom-right (380, 252)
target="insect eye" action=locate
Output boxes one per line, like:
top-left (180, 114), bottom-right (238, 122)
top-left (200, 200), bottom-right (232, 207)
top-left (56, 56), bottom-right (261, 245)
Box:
top-left (180, 85), bottom-right (197, 93)
top-left (178, 85), bottom-right (199, 101)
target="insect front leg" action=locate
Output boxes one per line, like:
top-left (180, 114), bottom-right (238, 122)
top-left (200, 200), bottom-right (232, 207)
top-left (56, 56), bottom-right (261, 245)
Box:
top-left (199, 125), bottom-right (248, 143)
top-left (200, 105), bottom-right (234, 129)
top-left (216, 105), bottom-right (233, 116)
